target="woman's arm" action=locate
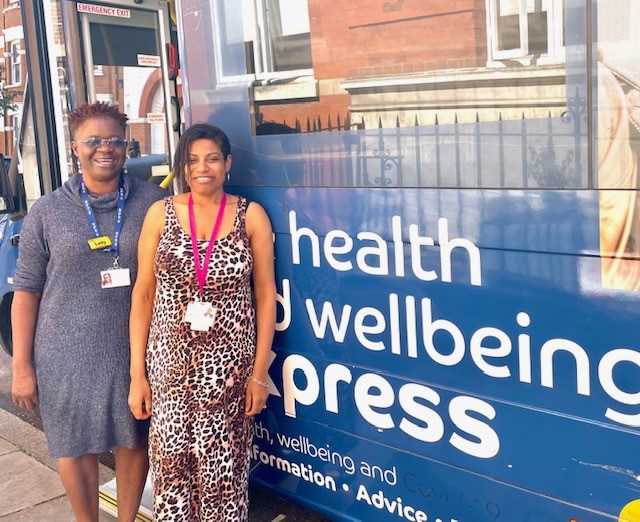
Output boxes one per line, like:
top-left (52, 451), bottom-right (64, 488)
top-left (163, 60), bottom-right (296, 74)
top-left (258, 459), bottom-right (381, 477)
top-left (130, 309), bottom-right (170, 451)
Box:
top-left (245, 201), bottom-right (276, 416)
top-left (11, 202), bottom-right (49, 410)
top-left (128, 200), bottom-right (164, 420)
top-left (11, 291), bottom-right (42, 409)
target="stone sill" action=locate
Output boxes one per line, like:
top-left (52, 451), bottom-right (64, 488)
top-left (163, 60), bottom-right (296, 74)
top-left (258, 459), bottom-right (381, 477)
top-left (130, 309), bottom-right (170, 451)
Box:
top-left (341, 64), bottom-right (567, 93)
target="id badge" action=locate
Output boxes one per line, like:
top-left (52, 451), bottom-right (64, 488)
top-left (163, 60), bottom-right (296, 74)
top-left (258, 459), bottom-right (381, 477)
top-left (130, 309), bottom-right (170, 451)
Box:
top-left (100, 268), bottom-right (131, 288)
top-left (89, 235), bottom-right (112, 250)
top-left (183, 301), bottom-right (216, 331)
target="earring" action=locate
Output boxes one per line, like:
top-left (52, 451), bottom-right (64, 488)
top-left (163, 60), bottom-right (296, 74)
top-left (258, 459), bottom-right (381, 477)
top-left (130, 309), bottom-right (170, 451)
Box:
top-left (226, 171), bottom-right (230, 182)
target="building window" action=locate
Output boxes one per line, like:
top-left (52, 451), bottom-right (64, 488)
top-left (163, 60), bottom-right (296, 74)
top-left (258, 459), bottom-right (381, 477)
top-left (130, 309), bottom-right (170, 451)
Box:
top-left (9, 41), bottom-right (20, 85)
top-left (486, 0), bottom-right (565, 65)
top-left (253, 0), bottom-right (312, 78)
top-left (216, 0), bottom-right (312, 82)
top-left (12, 112), bottom-right (20, 137)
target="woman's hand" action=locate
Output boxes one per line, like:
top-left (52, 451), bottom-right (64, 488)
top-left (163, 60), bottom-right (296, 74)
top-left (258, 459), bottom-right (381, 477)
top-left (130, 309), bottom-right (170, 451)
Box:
top-left (129, 377), bottom-right (152, 420)
top-left (245, 378), bottom-right (269, 416)
top-left (12, 362), bottom-right (39, 409)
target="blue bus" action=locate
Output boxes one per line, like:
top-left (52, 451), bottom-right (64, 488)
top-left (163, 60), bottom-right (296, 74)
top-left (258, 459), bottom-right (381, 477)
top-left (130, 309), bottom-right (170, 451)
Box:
top-left (4, 0), bottom-right (640, 521)
top-left (0, 211), bottom-right (19, 354)
top-left (174, 0), bottom-right (640, 520)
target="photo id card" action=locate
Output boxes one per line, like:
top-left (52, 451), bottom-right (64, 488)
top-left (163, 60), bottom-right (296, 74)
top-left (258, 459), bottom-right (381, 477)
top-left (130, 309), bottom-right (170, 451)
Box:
top-left (183, 301), bottom-right (217, 331)
top-left (100, 268), bottom-right (131, 289)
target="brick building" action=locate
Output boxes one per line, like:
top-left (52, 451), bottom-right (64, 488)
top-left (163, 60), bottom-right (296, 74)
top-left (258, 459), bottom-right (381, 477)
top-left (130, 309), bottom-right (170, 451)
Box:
top-left (92, 65), bottom-right (167, 157)
top-left (245, 0), bottom-right (566, 133)
top-left (0, 0), bottom-right (25, 156)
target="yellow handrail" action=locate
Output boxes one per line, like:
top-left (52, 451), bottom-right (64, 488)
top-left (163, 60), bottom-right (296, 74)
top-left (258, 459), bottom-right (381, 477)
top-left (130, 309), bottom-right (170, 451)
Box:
top-left (159, 170), bottom-right (174, 190)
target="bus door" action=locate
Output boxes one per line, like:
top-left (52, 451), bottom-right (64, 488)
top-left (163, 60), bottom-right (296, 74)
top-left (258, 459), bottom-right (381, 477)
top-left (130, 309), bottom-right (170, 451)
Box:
top-left (20, 0), bottom-right (177, 195)
top-left (76, 2), bottom-right (176, 171)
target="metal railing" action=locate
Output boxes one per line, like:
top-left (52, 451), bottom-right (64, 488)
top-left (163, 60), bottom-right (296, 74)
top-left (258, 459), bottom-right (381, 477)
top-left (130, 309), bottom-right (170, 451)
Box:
top-left (260, 93), bottom-right (587, 189)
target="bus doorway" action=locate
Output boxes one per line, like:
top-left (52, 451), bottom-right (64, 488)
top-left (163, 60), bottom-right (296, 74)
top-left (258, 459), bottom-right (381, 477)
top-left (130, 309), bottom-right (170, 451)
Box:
top-left (76, 3), bottom-right (176, 161)
top-left (21, 0), bottom-right (177, 194)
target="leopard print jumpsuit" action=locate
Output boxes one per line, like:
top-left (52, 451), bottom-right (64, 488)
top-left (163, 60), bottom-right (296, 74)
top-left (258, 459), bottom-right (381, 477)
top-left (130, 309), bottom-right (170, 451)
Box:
top-left (147, 196), bottom-right (255, 521)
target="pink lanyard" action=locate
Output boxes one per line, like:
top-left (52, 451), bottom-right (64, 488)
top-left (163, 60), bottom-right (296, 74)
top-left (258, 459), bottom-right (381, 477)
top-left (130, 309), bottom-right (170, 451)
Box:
top-left (188, 193), bottom-right (227, 296)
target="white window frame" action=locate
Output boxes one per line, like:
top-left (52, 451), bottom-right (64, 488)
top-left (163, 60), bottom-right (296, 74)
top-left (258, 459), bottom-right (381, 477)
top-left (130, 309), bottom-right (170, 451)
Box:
top-left (8, 104), bottom-right (21, 140)
top-left (9, 40), bottom-right (20, 85)
top-left (211, 0), bottom-right (313, 86)
top-left (252, 0), bottom-right (313, 82)
top-left (209, 0), bottom-right (255, 85)
top-left (486, 0), bottom-right (565, 66)
top-left (12, 112), bottom-right (20, 136)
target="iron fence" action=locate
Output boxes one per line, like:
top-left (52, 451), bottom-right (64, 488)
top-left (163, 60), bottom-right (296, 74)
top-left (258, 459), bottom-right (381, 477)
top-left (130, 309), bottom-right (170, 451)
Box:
top-left (262, 91), bottom-right (588, 189)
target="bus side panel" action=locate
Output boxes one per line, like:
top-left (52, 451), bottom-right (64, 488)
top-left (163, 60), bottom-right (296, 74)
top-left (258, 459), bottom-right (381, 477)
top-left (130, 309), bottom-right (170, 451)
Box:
top-left (176, 1), bottom-right (640, 520)
top-left (250, 414), bottom-right (622, 522)
top-left (0, 215), bottom-right (21, 354)
top-left (236, 185), bottom-right (639, 522)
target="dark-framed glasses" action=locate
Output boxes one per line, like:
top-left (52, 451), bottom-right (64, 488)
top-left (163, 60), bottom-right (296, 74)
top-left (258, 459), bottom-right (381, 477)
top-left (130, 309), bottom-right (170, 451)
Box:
top-left (78, 137), bottom-right (128, 149)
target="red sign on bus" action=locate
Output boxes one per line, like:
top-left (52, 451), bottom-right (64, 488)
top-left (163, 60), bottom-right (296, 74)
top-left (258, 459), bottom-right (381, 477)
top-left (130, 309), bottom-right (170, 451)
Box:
top-left (76, 3), bottom-right (131, 18)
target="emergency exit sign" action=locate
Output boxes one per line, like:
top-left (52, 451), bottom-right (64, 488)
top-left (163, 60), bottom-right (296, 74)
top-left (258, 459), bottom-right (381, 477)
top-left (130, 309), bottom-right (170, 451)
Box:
top-left (77, 3), bottom-right (131, 18)
top-left (147, 113), bottom-right (166, 124)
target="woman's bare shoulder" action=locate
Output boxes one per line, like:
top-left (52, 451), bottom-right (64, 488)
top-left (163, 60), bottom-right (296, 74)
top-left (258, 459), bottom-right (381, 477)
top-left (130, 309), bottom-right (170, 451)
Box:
top-left (172, 193), bottom-right (189, 206)
top-left (146, 198), bottom-right (166, 216)
top-left (245, 200), bottom-right (272, 237)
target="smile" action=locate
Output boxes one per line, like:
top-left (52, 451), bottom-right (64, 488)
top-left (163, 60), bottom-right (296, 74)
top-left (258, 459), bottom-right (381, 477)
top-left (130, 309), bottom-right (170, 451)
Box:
top-left (94, 158), bottom-right (117, 166)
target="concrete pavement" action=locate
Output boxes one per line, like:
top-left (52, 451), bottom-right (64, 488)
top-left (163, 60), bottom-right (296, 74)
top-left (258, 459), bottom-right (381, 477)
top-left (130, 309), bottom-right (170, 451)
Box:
top-left (0, 349), bottom-right (327, 522)
top-left (0, 406), bottom-right (328, 521)
top-left (0, 408), bottom-right (116, 521)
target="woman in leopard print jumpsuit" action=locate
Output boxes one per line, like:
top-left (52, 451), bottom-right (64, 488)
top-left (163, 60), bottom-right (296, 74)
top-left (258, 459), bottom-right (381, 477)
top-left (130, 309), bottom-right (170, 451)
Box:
top-left (129, 124), bottom-right (276, 520)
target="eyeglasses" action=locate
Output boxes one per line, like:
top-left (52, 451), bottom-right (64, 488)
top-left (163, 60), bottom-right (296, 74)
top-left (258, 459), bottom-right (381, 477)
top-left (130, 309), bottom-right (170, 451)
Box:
top-left (78, 137), bottom-right (128, 149)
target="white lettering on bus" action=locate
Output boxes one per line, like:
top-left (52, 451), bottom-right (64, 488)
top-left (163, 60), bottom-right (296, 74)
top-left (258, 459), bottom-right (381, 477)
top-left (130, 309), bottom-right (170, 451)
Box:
top-left (289, 210), bottom-right (482, 286)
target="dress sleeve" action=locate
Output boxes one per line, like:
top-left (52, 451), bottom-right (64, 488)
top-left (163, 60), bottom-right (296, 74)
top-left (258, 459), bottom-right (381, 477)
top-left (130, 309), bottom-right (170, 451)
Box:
top-left (13, 200), bottom-right (50, 293)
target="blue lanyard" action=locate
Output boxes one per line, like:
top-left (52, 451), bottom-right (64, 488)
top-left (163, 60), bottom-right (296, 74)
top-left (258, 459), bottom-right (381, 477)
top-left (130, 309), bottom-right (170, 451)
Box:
top-left (80, 175), bottom-right (125, 260)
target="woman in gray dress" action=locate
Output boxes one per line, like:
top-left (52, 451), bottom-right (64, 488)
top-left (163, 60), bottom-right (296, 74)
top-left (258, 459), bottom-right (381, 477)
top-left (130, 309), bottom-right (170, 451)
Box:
top-left (11, 102), bottom-right (165, 521)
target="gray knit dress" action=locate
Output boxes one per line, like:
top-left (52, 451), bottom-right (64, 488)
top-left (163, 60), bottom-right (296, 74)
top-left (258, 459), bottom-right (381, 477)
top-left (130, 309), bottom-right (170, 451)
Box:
top-left (13, 172), bottom-right (165, 458)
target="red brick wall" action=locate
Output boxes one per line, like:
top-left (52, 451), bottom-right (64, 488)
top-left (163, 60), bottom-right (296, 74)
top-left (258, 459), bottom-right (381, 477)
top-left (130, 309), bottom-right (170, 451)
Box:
top-left (257, 1), bottom-right (488, 132)
top-left (128, 122), bottom-right (151, 153)
top-left (310, 0), bottom-right (487, 78)
top-left (0, 0), bottom-right (25, 155)
top-left (4, 9), bottom-right (20, 26)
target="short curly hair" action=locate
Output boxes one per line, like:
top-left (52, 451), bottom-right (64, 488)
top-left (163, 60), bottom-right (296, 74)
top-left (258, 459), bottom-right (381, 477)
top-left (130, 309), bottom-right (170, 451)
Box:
top-left (68, 102), bottom-right (128, 134)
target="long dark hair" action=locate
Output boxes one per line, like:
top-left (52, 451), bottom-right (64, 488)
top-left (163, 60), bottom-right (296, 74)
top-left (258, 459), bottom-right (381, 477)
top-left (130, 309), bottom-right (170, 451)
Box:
top-left (174, 123), bottom-right (231, 192)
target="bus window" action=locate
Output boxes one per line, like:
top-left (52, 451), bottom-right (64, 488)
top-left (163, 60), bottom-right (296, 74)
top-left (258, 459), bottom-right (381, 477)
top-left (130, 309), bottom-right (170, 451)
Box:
top-left (179, 0), bottom-right (588, 189)
top-left (81, 7), bottom-right (171, 158)
top-left (0, 155), bottom-right (13, 214)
